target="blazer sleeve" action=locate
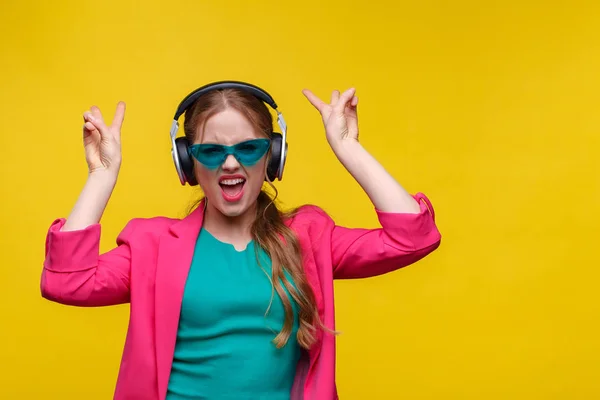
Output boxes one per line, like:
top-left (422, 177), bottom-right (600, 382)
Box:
top-left (331, 193), bottom-right (441, 279)
top-left (40, 218), bottom-right (137, 307)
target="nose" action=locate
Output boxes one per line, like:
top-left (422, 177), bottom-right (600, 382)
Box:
top-left (221, 154), bottom-right (240, 172)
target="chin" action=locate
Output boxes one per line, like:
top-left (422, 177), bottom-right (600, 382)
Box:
top-left (206, 184), bottom-right (260, 219)
top-left (215, 202), bottom-right (251, 218)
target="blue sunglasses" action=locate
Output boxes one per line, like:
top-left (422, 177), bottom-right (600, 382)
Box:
top-left (188, 138), bottom-right (271, 169)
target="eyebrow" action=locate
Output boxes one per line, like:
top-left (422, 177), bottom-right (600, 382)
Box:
top-left (200, 137), bottom-right (261, 145)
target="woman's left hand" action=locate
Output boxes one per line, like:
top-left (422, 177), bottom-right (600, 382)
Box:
top-left (302, 87), bottom-right (359, 149)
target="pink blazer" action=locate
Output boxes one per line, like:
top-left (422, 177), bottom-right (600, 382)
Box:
top-left (41, 193), bottom-right (441, 400)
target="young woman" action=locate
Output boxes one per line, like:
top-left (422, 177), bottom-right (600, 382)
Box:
top-left (40, 81), bottom-right (441, 400)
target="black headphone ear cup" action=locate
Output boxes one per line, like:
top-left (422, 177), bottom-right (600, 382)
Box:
top-left (175, 137), bottom-right (198, 186)
top-left (267, 132), bottom-right (283, 181)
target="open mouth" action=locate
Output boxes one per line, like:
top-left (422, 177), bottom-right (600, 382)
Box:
top-left (219, 177), bottom-right (246, 202)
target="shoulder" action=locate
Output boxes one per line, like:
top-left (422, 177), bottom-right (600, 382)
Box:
top-left (284, 204), bottom-right (336, 239)
top-left (117, 215), bottom-right (181, 242)
top-left (287, 204), bottom-right (333, 223)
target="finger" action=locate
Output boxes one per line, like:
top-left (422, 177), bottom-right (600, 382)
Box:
top-left (346, 99), bottom-right (358, 120)
top-left (334, 88), bottom-right (356, 113)
top-left (88, 106), bottom-right (109, 135)
top-left (90, 105), bottom-right (105, 123)
top-left (83, 112), bottom-right (98, 131)
top-left (83, 121), bottom-right (96, 131)
top-left (111, 101), bottom-right (126, 131)
top-left (82, 119), bottom-right (100, 144)
top-left (330, 90), bottom-right (340, 105)
top-left (83, 115), bottom-right (108, 137)
top-left (350, 95), bottom-right (358, 107)
top-left (302, 89), bottom-right (327, 112)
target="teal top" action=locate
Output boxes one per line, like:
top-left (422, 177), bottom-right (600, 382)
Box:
top-left (166, 228), bottom-right (301, 400)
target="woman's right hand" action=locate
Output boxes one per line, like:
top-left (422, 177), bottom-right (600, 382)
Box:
top-left (82, 102), bottom-right (126, 175)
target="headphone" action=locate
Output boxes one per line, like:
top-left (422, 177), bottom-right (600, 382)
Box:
top-left (169, 80), bottom-right (288, 186)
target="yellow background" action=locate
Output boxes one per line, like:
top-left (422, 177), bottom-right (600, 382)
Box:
top-left (1, 0), bottom-right (599, 399)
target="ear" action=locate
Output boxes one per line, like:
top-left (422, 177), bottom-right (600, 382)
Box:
top-left (175, 136), bottom-right (198, 186)
top-left (266, 132), bottom-right (283, 181)
top-left (263, 155), bottom-right (272, 183)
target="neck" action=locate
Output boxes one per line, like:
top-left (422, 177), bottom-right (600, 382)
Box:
top-left (201, 200), bottom-right (256, 243)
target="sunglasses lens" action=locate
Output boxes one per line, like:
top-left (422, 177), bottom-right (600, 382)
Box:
top-left (188, 139), bottom-right (271, 169)
top-left (234, 139), bottom-right (271, 165)
top-left (189, 144), bottom-right (225, 169)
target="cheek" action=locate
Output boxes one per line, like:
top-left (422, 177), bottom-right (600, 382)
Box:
top-left (246, 160), bottom-right (267, 190)
top-left (195, 165), bottom-right (217, 190)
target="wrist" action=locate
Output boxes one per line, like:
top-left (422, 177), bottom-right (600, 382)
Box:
top-left (330, 139), bottom-right (364, 161)
top-left (88, 168), bottom-right (119, 186)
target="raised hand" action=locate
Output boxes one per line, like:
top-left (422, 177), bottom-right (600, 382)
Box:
top-left (82, 102), bottom-right (126, 174)
top-left (302, 87), bottom-right (359, 149)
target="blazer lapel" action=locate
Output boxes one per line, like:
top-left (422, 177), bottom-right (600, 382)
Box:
top-left (154, 202), bottom-right (205, 400)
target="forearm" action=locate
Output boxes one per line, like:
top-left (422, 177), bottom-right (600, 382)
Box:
top-left (333, 141), bottom-right (420, 214)
top-left (62, 170), bottom-right (118, 231)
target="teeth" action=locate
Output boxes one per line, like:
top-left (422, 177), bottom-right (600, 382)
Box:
top-left (220, 178), bottom-right (245, 185)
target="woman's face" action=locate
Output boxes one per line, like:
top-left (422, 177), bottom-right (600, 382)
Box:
top-left (193, 108), bottom-right (269, 218)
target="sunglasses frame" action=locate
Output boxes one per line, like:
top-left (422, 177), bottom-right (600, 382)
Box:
top-left (188, 138), bottom-right (271, 169)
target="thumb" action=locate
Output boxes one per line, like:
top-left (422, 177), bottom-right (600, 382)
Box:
top-left (83, 112), bottom-right (110, 138)
top-left (333, 88), bottom-right (356, 114)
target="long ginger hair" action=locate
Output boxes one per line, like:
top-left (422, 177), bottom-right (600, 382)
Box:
top-left (183, 87), bottom-right (322, 349)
